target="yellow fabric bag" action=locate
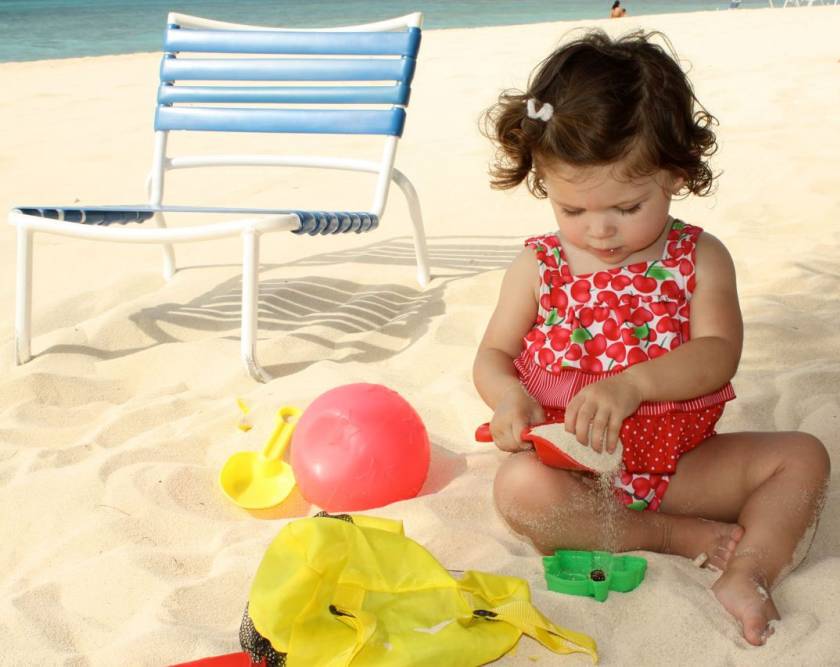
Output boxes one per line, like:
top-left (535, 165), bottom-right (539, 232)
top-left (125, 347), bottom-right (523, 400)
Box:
top-left (242, 514), bottom-right (597, 666)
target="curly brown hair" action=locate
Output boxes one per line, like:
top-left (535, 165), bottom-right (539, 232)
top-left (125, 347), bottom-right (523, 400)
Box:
top-left (482, 29), bottom-right (718, 198)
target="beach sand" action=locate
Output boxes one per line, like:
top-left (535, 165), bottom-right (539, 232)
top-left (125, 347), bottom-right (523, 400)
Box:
top-left (1, 6), bottom-right (839, 665)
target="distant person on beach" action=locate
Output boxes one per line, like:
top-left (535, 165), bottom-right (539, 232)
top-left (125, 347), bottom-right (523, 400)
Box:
top-left (476, 30), bottom-right (829, 647)
top-left (610, 1), bottom-right (627, 17)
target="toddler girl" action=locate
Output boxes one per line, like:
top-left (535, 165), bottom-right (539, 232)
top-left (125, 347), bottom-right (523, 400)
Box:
top-left (473, 30), bottom-right (829, 647)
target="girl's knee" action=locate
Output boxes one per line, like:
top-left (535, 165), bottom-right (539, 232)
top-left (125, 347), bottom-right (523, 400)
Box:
top-left (790, 432), bottom-right (830, 475)
top-left (493, 451), bottom-right (543, 511)
top-left (493, 451), bottom-right (579, 526)
top-left (777, 432), bottom-right (831, 484)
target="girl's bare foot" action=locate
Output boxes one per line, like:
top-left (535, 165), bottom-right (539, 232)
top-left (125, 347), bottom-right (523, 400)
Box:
top-left (667, 517), bottom-right (745, 570)
top-left (712, 561), bottom-right (780, 646)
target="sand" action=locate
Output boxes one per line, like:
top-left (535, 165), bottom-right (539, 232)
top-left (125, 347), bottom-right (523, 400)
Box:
top-left (528, 423), bottom-right (623, 473)
top-left (1, 6), bottom-right (839, 665)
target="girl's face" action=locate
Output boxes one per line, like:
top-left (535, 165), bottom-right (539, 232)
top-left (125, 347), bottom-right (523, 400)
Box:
top-left (540, 158), bottom-right (682, 266)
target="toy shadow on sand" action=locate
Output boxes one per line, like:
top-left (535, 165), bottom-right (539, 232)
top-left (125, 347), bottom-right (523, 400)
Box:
top-left (244, 441), bottom-right (466, 520)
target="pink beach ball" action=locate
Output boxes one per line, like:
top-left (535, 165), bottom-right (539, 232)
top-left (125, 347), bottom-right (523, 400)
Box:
top-left (290, 383), bottom-right (430, 511)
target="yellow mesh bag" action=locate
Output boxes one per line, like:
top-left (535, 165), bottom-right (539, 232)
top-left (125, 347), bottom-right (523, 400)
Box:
top-left (242, 513), bottom-right (597, 666)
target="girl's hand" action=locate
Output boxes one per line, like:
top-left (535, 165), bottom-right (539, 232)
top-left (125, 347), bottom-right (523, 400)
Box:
top-left (490, 384), bottom-right (545, 452)
top-left (564, 375), bottom-right (643, 453)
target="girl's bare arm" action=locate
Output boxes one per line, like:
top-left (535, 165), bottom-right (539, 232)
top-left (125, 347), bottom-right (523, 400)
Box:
top-left (473, 248), bottom-right (540, 408)
top-left (473, 248), bottom-right (547, 450)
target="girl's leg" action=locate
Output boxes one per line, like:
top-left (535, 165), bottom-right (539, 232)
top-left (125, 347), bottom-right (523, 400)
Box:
top-left (493, 431), bottom-right (829, 646)
top-left (493, 451), bottom-right (744, 566)
top-left (659, 431), bottom-right (830, 646)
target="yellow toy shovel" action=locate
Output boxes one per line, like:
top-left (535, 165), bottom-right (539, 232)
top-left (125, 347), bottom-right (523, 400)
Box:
top-left (220, 406), bottom-right (301, 509)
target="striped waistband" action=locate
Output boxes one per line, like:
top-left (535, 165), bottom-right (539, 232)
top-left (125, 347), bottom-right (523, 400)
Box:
top-left (514, 350), bottom-right (735, 417)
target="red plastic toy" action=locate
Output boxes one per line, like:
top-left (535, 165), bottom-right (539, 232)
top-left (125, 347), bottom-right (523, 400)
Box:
top-left (474, 422), bottom-right (593, 472)
top-left (169, 652), bottom-right (257, 667)
top-left (291, 383), bottom-right (430, 511)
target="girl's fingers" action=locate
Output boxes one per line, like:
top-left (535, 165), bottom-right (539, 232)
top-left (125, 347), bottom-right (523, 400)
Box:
top-left (491, 419), bottom-right (529, 452)
top-left (503, 427), bottom-right (520, 452)
top-left (589, 409), bottom-right (609, 453)
top-left (564, 396), bottom-right (580, 435)
top-left (605, 416), bottom-right (623, 454)
top-left (530, 402), bottom-right (546, 426)
top-left (574, 403), bottom-right (595, 446)
top-left (512, 419), bottom-right (532, 451)
top-left (490, 422), bottom-right (510, 451)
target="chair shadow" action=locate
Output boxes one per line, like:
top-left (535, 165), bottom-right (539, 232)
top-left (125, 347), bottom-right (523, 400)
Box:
top-left (41, 235), bottom-right (522, 376)
top-left (279, 234), bottom-right (524, 277)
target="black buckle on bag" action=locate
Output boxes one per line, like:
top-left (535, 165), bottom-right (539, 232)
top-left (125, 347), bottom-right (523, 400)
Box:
top-left (473, 609), bottom-right (498, 620)
top-left (329, 604), bottom-right (355, 618)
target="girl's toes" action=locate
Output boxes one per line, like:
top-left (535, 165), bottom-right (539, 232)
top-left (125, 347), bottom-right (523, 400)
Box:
top-left (742, 611), bottom-right (772, 646)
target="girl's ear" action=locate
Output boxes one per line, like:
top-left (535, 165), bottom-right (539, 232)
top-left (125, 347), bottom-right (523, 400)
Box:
top-left (669, 172), bottom-right (686, 195)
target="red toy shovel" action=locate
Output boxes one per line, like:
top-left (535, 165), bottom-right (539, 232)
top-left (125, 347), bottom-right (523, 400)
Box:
top-left (474, 422), bottom-right (594, 472)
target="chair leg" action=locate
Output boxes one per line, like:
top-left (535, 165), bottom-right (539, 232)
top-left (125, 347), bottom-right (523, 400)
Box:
top-left (15, 226), bottom-right (33, 365)
top-left (391, 169), bottom-right (431, 288)
top-left (153, 212), bottom-right (177, 280)
top-left (241, 227), bottom-right (271, 382)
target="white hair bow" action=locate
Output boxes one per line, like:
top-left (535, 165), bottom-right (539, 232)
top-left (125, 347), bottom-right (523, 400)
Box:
top-left (526, 98), bottom-right (554, 122)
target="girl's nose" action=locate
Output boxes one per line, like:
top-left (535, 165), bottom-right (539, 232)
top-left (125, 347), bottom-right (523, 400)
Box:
top-left (588, 218), bottom-right (616, 239)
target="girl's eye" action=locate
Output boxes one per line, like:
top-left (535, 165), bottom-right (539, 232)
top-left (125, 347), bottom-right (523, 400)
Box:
top-left (618, 204), bottom-right (642, 215)
top-left (561, 208), bottom-right (584, 217)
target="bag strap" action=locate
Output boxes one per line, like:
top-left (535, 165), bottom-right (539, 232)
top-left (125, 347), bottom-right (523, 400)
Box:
top-left (328, 580), bottom-right (597, 665)
top-left (479, 599), bottom-right (598, 662)
top-left (458, 571), bottom-right (597, 662)
top-left (330, 605), bottom-right (378, 666)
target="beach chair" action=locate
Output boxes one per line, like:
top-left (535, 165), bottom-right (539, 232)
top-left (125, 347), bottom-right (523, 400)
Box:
top-left (9, 12), bottom-right (430, 382)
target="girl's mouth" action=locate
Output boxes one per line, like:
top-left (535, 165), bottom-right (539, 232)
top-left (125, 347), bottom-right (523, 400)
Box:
top-left (591, 246), bottom-right (622, 259)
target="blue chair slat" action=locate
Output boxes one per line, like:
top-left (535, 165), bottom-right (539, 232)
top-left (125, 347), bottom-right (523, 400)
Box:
top-left (155, 106), bottom-right (406, 136)
top-left (338, 214), bottom-right (354, 234)
top-left (164, 27), bottom-right (421, 58)
top-left (287, 210), bottom-right (379, 235)
top-left (158, 83), bottom-right (410, 106)
top-left (160, 56), bottom-right (415, 84)
top-left (16, 207), bottom-right (155, 225)
top-left (293, 211), bottom-right (310, 233)
top-left (16, 206), bottom-right (379, 234)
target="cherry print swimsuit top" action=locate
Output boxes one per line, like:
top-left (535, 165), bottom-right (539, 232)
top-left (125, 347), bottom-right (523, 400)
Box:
top-left (514, 219), bottom-right (735, 416)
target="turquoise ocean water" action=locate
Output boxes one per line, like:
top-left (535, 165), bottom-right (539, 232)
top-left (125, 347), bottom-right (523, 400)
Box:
top-left (1, 0), bottom-right (770, 63)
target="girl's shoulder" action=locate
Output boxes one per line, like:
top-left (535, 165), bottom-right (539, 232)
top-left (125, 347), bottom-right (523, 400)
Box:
top-left (691, 228), bottom-right (736, 277)
top-left (673, 222), bottom-right (731, 262)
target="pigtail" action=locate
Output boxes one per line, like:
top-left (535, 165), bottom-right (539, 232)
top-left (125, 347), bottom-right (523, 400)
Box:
top-left (481, 91), bottom-right (554, 197)
top-left (684, 108), bottom-right (718, 196)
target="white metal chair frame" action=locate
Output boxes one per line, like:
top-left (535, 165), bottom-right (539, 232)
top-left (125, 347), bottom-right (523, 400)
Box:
top-left (10, 12), bottom-right (431, 382)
